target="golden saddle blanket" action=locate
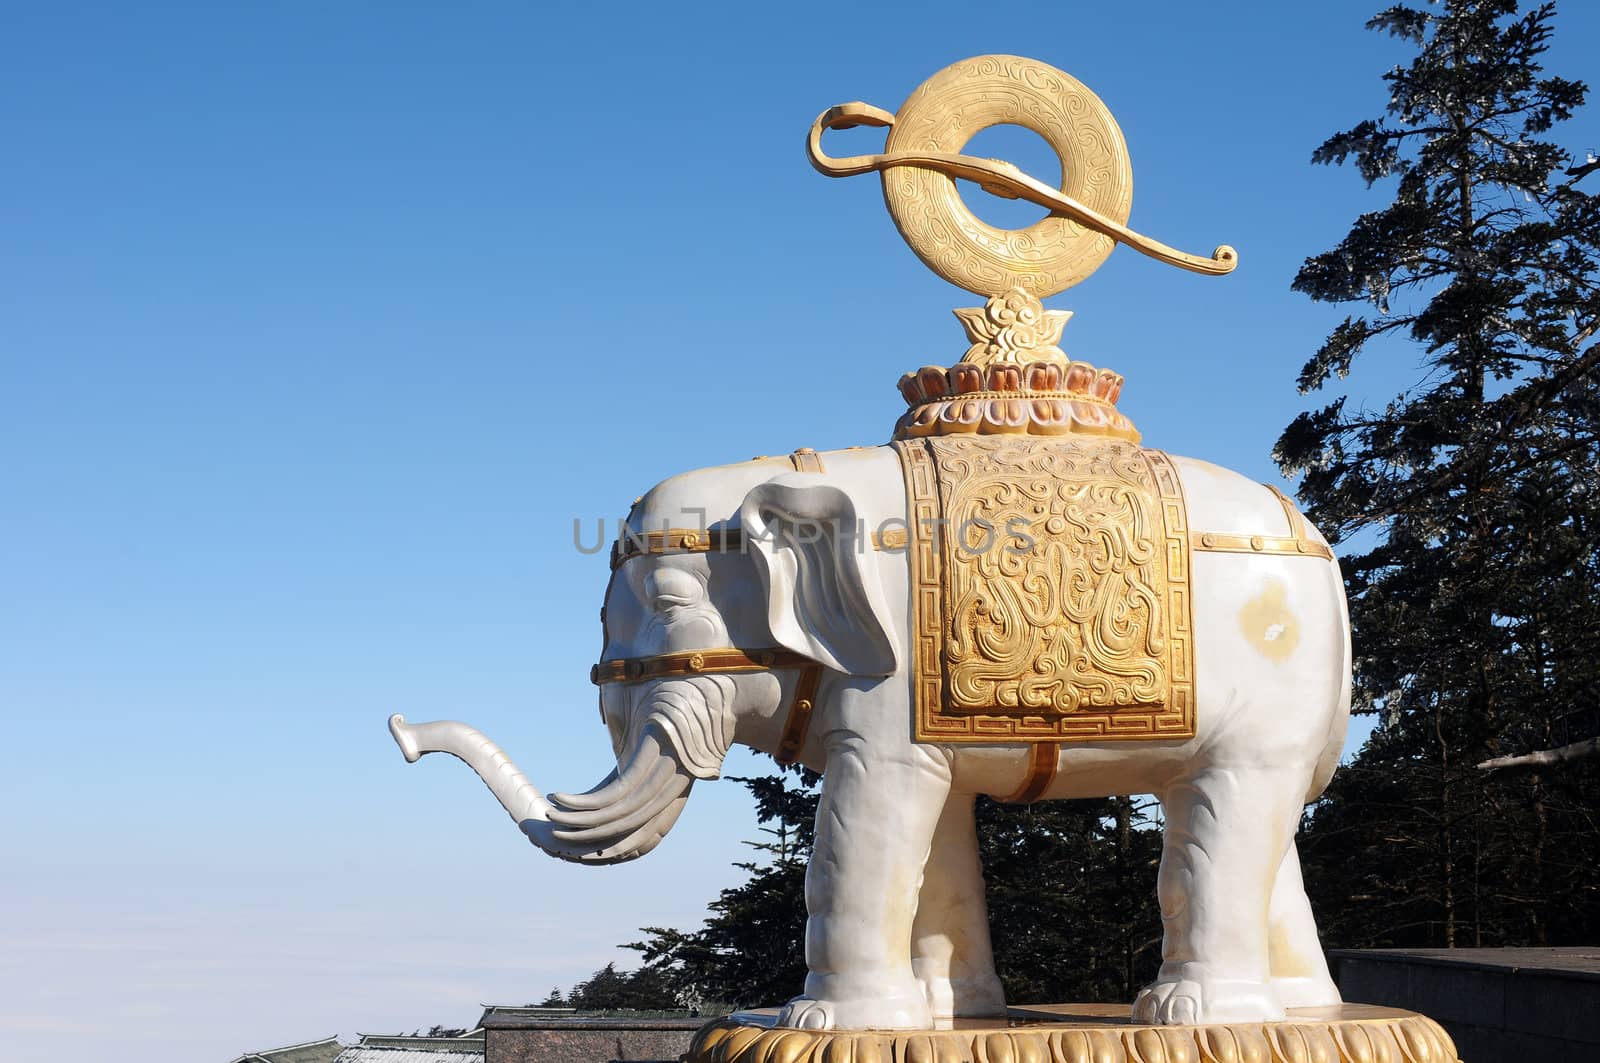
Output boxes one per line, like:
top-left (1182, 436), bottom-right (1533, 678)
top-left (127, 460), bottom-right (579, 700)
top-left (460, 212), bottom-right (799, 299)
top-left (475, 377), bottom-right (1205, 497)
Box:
top-left (893, 435), bottom-right (1195, 744)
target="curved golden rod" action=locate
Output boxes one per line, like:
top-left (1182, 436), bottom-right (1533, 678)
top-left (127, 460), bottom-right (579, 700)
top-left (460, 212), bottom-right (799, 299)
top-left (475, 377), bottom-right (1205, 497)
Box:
top-left (807, 103), bottom-right (1237, 277)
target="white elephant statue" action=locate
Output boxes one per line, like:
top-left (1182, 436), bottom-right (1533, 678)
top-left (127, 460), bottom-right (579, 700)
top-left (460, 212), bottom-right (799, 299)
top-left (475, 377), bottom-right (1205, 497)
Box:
top-left (390, 423), bottom-right (1351, 1031)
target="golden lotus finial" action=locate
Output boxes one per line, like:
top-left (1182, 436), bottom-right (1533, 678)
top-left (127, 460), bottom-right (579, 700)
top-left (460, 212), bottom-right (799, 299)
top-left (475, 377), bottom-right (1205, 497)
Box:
top-left (811, 55), bottom-right (1238, 442)
top-left (807, 54), bottom-right (1237, 297)
top-left (954, 289), bottom-right (1074, 366)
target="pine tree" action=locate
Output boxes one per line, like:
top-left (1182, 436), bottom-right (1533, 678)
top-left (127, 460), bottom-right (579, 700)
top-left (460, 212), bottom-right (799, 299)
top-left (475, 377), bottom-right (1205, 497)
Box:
top-left (626, 769), bottom-right (817, 1010)
top-left (1278, 0), bottom-right (1600, 948)
top-left (628, 768), bottom-right (1165, 1007)
top-left (977, 796), bottom-right (1163, 1003)
top-left (559, 962), bottom-right (682, 1012)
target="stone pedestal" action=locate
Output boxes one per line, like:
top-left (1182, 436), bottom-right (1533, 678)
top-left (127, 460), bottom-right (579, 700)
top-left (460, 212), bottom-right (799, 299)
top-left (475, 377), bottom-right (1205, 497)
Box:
top-left (687, 1003), bottom-right (1459, 1063)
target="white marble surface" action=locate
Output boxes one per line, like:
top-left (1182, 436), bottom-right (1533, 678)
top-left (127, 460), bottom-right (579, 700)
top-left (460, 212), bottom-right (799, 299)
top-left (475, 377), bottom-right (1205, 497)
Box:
top-left (391, 444), bottom-right (1350, 1029)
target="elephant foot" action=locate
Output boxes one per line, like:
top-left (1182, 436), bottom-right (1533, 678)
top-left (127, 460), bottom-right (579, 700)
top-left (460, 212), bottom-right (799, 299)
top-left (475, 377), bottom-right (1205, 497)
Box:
top-left (1271, 973), bottom-right (1342, 1009)
top-left (778, 975), bottom-right (932, 1030)
top-left (916, 969), bottom-right (1008, 1021)
top-left (1133, 964), bottom-right (1285, 1025)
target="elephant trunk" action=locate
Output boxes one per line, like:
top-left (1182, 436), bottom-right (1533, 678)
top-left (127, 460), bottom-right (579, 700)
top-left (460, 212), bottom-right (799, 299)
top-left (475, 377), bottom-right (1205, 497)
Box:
top-left (388, 713), bottom-right (693, 865)
top-left (389, 714), bottom-right (553, 822)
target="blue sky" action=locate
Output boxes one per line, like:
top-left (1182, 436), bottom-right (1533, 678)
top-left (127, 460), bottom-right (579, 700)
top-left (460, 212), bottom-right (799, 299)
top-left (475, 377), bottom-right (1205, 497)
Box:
top-left (3, 2), bottom-right (1597, 1061)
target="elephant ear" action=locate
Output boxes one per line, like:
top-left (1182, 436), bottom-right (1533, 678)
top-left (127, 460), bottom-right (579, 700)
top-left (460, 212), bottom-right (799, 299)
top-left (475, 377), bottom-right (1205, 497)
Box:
top-left (739, 476), bottom-right (898, 677)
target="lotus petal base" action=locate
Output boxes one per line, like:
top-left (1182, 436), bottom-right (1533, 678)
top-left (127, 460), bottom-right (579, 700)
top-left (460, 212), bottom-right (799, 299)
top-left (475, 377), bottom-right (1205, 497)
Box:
top-left (686, 1003), bottom-right (1460, 1063)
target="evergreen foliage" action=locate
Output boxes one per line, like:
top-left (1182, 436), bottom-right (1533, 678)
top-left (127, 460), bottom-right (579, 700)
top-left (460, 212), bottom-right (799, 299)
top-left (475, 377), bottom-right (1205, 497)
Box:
top-left (547, 961), bottom-right (682, 1012)
top-left (976, 796), bottom-right (1163, 1003)
top-left (623, 770), bottom-right (1164, 1007)
top-left (625, 771), bottom-right (816, 1010)
top-left (1280, 0), bottom-right (1600, 947)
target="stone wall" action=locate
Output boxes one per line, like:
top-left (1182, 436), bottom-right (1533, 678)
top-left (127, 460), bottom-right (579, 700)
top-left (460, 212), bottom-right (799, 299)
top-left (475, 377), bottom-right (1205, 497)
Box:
top-left (1329, 947), bottom-right (1600, 1062)
top-left (482, 1014), bottom-right (707, 1063)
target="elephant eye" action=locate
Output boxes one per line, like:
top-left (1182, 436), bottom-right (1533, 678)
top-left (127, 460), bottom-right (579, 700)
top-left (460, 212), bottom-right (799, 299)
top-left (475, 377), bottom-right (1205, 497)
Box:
top-left (644, 567), bottom-right (705, 617)
top-left (650, 594), bottom-right (700, 622)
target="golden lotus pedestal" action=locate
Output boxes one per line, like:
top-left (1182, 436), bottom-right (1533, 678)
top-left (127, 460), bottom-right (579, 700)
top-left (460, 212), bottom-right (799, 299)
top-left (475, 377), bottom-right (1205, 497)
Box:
top-left (686, 1003), bottom-right (1461, 1063)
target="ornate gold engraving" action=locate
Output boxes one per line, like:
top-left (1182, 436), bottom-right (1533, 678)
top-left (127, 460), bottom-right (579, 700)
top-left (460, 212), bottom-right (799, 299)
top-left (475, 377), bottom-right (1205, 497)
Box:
top-left (807, 55), bottom-right (1237, 296)
top-left (896, 435), bottom-right (1194, 744)
top-left (883, 55), bottom-right (1129, 297)
top-left (893, 287), bottom-right (1140, 441)
top-left (686, 1005), bottom-right (1461, 1063)
top-left (954, 287), bottom-right (1075, 366)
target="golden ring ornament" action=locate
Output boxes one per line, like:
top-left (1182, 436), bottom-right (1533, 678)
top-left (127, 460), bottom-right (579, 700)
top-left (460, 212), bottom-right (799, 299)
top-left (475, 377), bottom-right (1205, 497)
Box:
top-left (807, 55), bottom-right (1237, 296)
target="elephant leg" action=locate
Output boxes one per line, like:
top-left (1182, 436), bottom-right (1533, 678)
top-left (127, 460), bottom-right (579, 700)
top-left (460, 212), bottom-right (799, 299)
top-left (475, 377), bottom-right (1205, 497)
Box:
top-left (1135, 766), bottom-right (1299, 1025)
top-left (1268, 839), bottom-right (1341, 1008)
top-left (777, 735), bottom-right (948, 1031)
top-left (911, 792), bottom-right (1007, 1022)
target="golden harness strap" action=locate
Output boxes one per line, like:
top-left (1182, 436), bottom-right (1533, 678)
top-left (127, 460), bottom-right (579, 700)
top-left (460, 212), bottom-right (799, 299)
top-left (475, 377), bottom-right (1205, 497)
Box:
top-left (1188, 484), bottom-right (1332, 560)
top-left (592, 647), bottom-right (822, 766)
top-left (610, 525), bottom-right (909, 569)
